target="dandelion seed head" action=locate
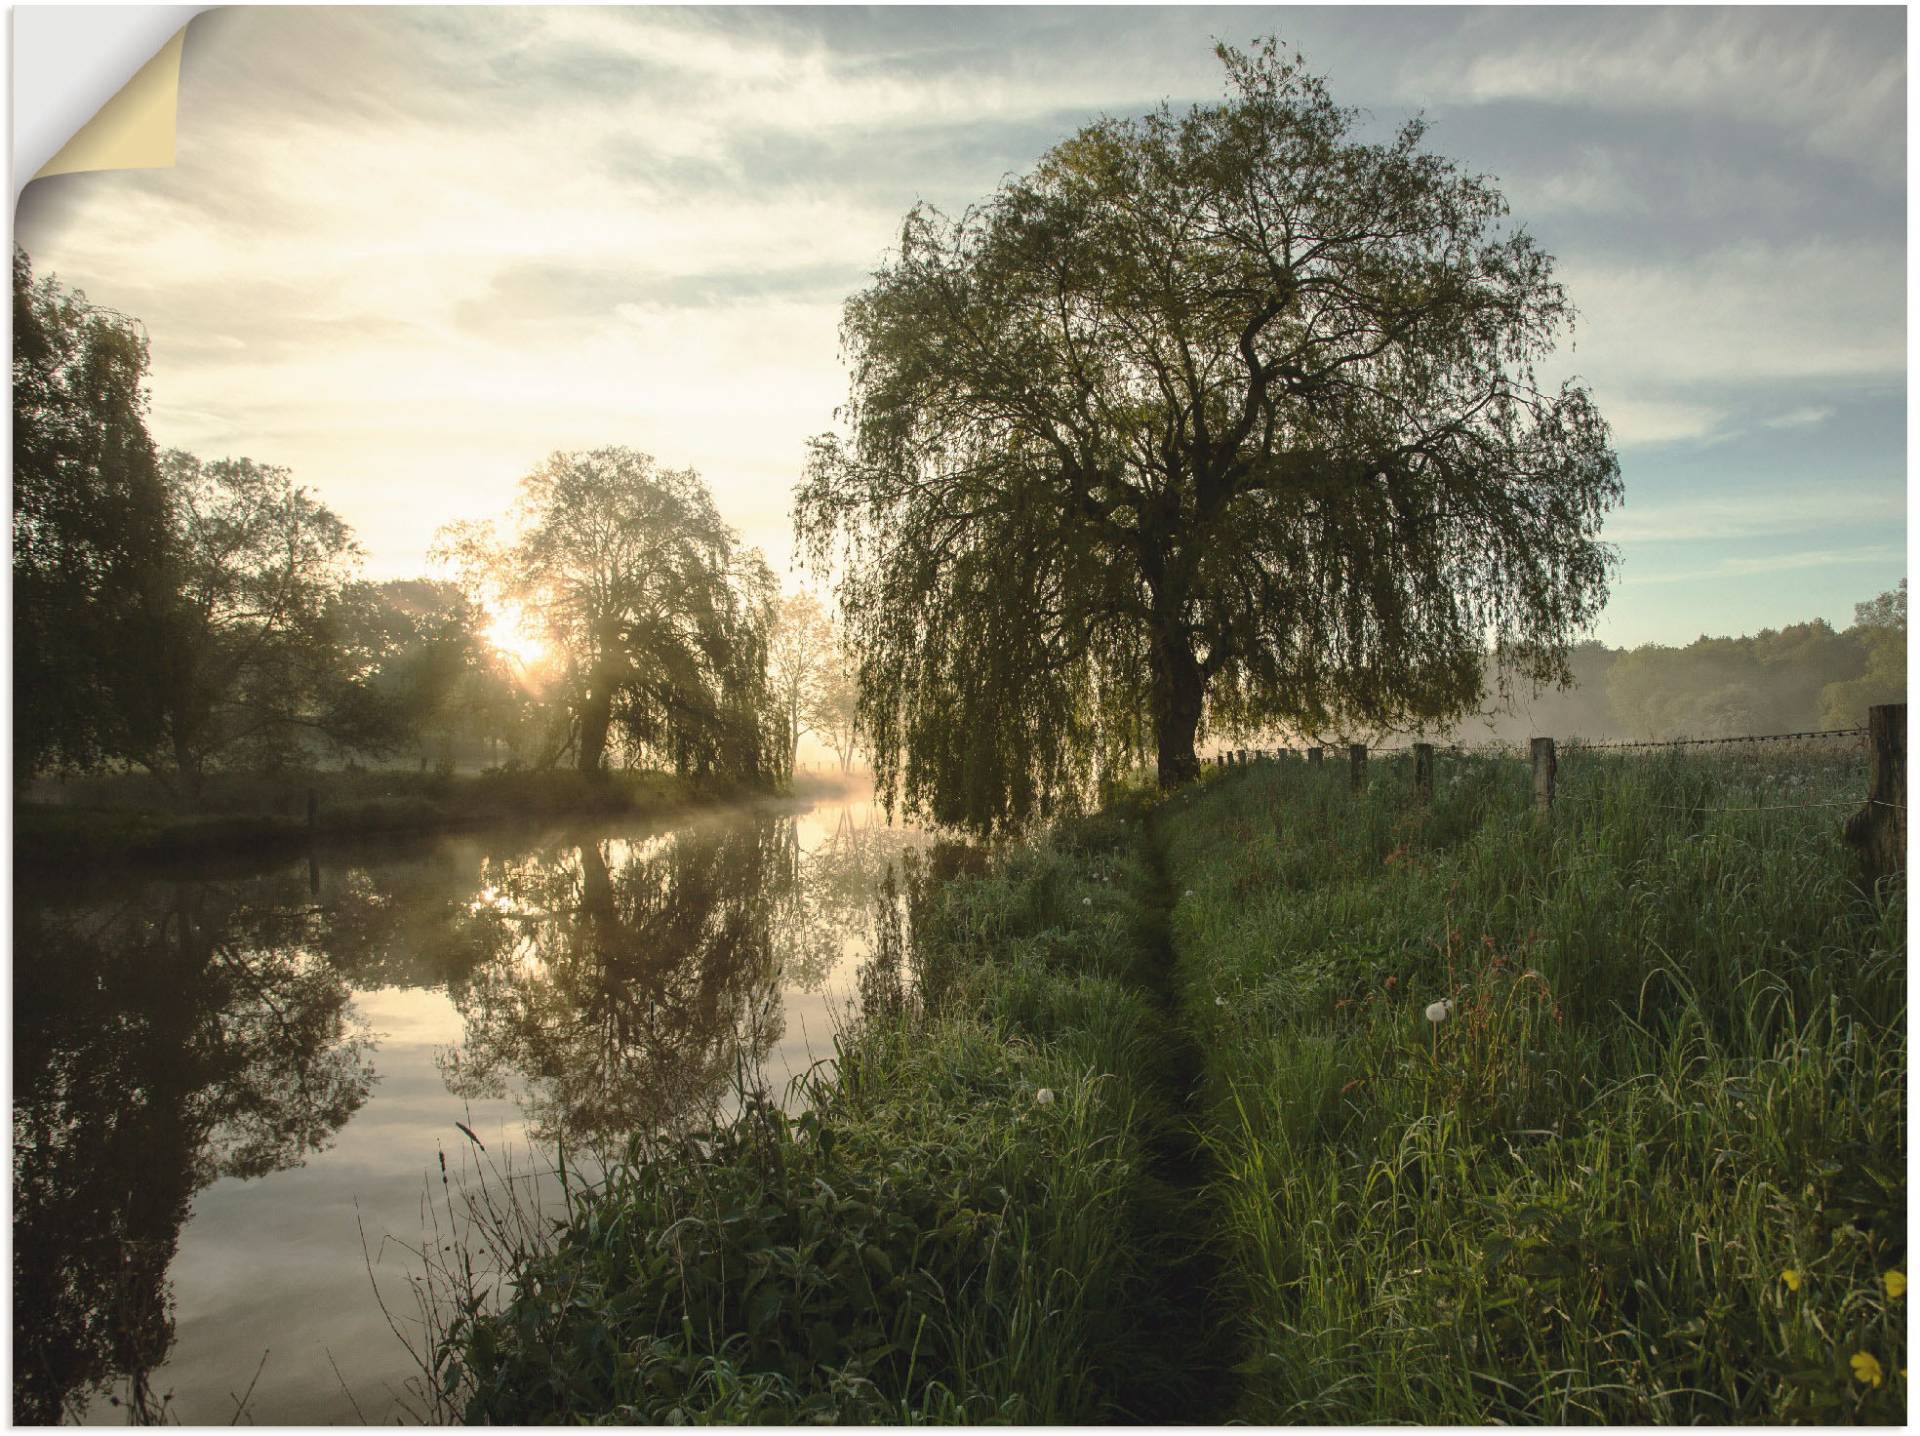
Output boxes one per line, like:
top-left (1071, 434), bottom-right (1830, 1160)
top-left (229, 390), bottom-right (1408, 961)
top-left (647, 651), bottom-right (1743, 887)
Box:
top-left (1424, 999), bottom-right (1452, 1023)
top-left (1034, 1087), bottom-right (1056, 1106)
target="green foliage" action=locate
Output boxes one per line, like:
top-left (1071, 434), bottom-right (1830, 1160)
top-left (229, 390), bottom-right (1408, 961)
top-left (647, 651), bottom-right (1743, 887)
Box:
top-left (1438, 586), bottom-right (1907, 746)
top-left (1159, 749), bottom-right (1906, 1423)
top-left (12, 245), bottom-right (174, 786)
top-left (144, 451), bottom-right (370, 791)
top-left (1607, 618), bottom-right (1870, 740)
top-left (438, 448), bottom-right (780, 782)
top-left (446, 805), bottom-right (1189, 1423)
top-left (329, 578), bottom-right (509, 763)
top-left (798, 38), bottom-right (1619, 829)
top-left (1821, 581), bottom-right (1907, 729)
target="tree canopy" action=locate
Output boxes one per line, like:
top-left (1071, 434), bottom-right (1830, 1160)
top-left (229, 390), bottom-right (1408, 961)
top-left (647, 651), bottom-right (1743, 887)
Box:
top-left (797, 40), bottom-right (1620, 832)
top-left (144, 452), bottom-right (374, 792)
top-left (768, 591), bottom-right (841, 776)
top-left (12, 246), bottom-right (174, 785)
top-left (438, 448), bottom-right (780, 780)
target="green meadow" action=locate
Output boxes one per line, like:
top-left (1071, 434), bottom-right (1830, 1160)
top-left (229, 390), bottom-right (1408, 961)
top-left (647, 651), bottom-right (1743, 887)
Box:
top-left (441, 744), bottom-right (1905, 1423)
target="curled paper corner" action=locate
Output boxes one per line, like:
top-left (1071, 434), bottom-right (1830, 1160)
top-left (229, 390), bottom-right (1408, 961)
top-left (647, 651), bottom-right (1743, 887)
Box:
top-left (33, 24), bottom-right (188, 182)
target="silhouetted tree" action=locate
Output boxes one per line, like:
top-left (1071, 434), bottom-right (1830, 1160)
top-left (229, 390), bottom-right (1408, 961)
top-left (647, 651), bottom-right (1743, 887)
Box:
top-left (768, 591), bottom-right (836, 775)
top-left (437, 448), bottom-right (780, 781)
top-left (12, 246), bottom-right (174, 787)
top-left (136, 452), bottom-right (375, 794)
top-left (798, 40), bottom-right (1619, 830)
top-left (330, 578), bottom-right (525, 769)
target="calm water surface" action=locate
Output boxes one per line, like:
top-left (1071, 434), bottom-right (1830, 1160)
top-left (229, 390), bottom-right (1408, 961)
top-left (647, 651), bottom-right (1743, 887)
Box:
top-left (14, 790), bottom-right (930, 1424)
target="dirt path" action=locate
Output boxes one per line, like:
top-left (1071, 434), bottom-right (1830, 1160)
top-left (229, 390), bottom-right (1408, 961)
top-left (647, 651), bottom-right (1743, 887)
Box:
top-left (1108, 811), bottom-right (1243, 1423)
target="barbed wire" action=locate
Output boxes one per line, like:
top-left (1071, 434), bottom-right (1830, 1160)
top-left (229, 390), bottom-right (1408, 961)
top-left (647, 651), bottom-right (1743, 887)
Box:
top-left (1211, 726), bottom-right (1872, 765)
top-left (1566, 726), bottom-right (1869, 752)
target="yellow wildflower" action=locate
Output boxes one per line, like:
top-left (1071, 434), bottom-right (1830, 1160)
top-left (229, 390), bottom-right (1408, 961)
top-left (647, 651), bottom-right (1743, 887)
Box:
top-left (1883, 1270), bottom-right (1906, 1300)
top-left (1780, 1268), bottom-right (1801, 1292)
top-left (1851, 1352), bottom-right (1884, 1388)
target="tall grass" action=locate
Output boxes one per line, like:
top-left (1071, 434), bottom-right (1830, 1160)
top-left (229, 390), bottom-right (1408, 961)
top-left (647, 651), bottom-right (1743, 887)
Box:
top-left (439, 800), bottom-right (1203, 1422)
top-left (1160, 748), bottom-right (1906, 1422)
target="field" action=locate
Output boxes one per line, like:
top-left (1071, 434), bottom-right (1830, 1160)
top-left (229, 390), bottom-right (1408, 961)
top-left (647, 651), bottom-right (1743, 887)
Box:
top-left (437, 741), bottom-right (1906, 1423)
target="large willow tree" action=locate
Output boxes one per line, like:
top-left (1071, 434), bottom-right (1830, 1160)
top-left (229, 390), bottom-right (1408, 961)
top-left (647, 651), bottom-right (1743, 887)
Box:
top-left (796, 41), bottom-right (1620, 832)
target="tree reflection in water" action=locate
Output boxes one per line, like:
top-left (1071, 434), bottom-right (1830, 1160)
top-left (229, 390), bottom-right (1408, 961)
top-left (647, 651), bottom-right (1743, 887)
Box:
top-left (10, 801), bottom-right (925, 1423)
top-left (12, 877), bottom-right (374, 1425)
top-left (433, 807), bottom-right (918, 1148)
top-left (436, 822), bottom-right (786, 1147)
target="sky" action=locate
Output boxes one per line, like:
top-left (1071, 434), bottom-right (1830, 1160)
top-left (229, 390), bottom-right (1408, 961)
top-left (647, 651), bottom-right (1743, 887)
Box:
top-left (14, 4), bottom-right (1908, 649)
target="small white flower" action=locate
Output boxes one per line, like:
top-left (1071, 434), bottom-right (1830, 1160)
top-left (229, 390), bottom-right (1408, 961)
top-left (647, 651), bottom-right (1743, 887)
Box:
top-left (1082, 896), bottom-right (1092, 906)
top-left (1034, 1087), bottom-right (1057, 1106)
top-left (1185, 889), bottom-right (1195, 898)
top-left (1424, 999), bottom-right (1452, 1023)
top-left (1215, 994), bottom-right (1228, 1008)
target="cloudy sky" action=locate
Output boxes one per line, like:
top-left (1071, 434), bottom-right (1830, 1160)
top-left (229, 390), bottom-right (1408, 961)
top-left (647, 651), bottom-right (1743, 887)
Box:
top-left (16, 4), bottom-right (1907, 647)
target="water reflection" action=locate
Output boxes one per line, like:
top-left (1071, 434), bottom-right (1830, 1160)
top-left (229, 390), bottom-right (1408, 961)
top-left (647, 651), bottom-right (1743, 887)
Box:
top-left (14, 881), bottom-right (375, 1424)
top-left (437, 823), bottom-right (790, 1146)
top-left (12, 797), bottom-right (920, 1424)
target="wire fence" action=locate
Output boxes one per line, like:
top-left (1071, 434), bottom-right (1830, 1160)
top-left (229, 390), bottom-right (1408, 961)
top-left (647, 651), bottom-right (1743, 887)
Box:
top-left (1204, 716), bottom-right (1903, 840)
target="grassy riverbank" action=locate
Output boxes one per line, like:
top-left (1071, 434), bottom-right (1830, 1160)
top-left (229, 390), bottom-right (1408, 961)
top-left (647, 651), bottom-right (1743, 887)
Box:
top-left (13, 767), bottom-right (847, 868)
top-left (435, 746), bottom-right (1905, 1423)
top-left (1163, 749), bottom-right (1905, 1423)
top-left (441, 799), bottom-right (1212, 1422)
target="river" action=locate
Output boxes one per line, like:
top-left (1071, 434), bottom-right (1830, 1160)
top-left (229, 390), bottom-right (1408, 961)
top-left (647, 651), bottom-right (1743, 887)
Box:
top-left (13, 788), bottom-right (932, 1424)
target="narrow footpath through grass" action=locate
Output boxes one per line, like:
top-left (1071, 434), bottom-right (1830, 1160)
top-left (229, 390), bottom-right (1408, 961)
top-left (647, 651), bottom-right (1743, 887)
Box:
top-left (1114, 813), bottom-right (1243, 1422)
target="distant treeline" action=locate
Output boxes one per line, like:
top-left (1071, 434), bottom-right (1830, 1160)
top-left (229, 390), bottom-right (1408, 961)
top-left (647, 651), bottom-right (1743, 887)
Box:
top-left (1443, 584), bottom-right (1907, 747)
top-left (13, 247), bottom-right (853, 804)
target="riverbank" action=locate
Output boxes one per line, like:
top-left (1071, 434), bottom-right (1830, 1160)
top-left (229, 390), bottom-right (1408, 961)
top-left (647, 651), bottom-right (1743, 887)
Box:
top-left (14, 767), bottom-right (863, 870)
top-left (437, 747), bottom-right (1905, 1423)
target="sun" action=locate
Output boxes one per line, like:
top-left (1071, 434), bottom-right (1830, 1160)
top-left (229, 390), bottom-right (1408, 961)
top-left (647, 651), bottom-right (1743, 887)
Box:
top-left (484, 602), bottom-right (546, 666)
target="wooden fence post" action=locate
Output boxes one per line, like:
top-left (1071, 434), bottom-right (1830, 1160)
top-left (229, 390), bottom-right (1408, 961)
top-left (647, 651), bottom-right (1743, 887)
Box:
top-left (1307, 746), bottom-right (1323, 766)
top-left (1530, 737), bottom-right (1556, 815)
top-left (1845, 702), bottom-right (1906, 885)
top-left (1349, 743), bottom-right (1367, 793)
top-left (1413, 742), bottom-right (1434, 806)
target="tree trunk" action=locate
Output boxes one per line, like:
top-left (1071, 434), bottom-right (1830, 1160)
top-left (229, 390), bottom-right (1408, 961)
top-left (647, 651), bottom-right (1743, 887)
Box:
top-left (171, 725), bottom-right (205, 808)
top-left (578, 681), bottom-right (612, 776)
top-left (1149, 626), bottom-right (1205, 789)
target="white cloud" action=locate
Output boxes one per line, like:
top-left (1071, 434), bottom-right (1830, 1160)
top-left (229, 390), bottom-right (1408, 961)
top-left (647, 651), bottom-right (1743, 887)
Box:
top-left (1417, 8), bottom-right (1905, 187)
top-left (1552, 240), bottom-right (1904, 389)
top-left (1636, 544), bottom-right (1907, 585)
top-left (1594, 396), bottom-right (1727, 449)
top-left (1606, 489), bottom-right (1904, 544)
top-left (1762, 405), bottom-right (1838, 431)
